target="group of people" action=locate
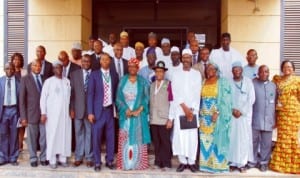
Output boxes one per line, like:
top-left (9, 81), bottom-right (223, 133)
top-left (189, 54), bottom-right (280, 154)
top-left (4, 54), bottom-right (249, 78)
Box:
top-left (0, 31), bottom-right (299, 175)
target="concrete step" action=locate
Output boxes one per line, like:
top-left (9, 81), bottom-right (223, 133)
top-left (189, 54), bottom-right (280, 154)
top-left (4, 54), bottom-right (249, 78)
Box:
top-left (0, 150), bottom-right (298, 178)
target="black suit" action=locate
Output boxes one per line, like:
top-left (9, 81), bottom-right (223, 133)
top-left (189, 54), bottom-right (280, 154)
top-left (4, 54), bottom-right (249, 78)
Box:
top-left (110, 57), bottom-right (129, 80)
top-left (90, 53), bottom-right (102, 71)
top-left (66, 62), bottom-right (81, 79)
top-left (27, 60), bottom-right (53, 80)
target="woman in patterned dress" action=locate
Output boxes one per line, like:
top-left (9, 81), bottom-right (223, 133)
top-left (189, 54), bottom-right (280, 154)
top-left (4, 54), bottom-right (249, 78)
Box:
top-left (116, 58), bottom-right (151, 170)
top-left (199, 63), bottom-right (232, 173)
top-left (269, 60), bottom-right (300, 174)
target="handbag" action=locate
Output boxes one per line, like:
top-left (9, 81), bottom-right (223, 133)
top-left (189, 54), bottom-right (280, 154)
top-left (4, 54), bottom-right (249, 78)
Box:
top-left (179, 114), bottom-right (197, 129)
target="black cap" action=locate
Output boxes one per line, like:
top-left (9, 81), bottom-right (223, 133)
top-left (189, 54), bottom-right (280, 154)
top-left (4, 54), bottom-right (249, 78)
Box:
top-left (152, 61), bottom-right (168, 71)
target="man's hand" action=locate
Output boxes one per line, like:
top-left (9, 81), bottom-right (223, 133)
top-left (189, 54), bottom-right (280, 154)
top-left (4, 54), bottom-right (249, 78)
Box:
top-left (88, 114), bottom-right (95, 124)
top-left (21, 119), bottom-right (28, 127)
top-left (41, 115), bottom-right (47, 124)
top-left (70, 110), bottom-right (75, 119)
top-left (166, 119), bottom-right (173, 129)
top-left (181, 103), bottom-right (193, 122)
top-left (232, 109), bottom-right (242, 119)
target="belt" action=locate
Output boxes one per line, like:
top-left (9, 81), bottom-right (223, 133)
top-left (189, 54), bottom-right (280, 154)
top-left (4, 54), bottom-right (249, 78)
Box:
top-left (3, 105), bottom-right (17, 108)
top-left (103, 105), bottom-right (113, 109)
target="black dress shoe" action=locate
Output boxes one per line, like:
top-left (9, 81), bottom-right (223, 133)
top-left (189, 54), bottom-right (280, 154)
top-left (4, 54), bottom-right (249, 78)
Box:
top-left (0, 162), bottom-right (6, 166)
top-left (94, 165), bottom-right (101, 172)
top-left (176, 164), bottom-right (186, 172)
top-left (31, 161), bottom-right (38, 167)
top-left (189, 164), bottom-right (198, 173)
top-left (40, 161), bottom-right (49, 166)
top-left (259, 164), bottom-right (268, 172)
top-left (105, 162), bottom-right (115, 170)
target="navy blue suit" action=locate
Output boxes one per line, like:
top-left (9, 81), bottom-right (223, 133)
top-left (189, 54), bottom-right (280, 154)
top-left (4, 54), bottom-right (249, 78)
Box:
top-left (0, 76), bottom-right (20, 164)
top-left (87, 69), bottom-right (119, 166)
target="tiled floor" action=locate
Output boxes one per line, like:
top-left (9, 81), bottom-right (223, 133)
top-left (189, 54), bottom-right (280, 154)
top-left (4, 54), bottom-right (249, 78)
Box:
top-left (0, 150), bottom-right (298, 178)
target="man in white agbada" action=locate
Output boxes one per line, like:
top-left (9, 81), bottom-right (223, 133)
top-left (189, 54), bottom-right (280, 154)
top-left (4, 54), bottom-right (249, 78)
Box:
top-left (160, 38), bottom-right (172, 69)
top-left (209, 32), bottom-right (246, 79)
top-left (228, 61), bottom-right (255, 173)
top-left (40, 60), bottom-right (71, 169)
top-left (119, 31), bottom-right (136, 60)
top-left (168, 48), bottom-right (202, 173)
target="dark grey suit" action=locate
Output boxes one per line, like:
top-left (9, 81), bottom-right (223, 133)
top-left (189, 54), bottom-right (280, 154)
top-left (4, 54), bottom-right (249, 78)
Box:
top-left (19, 73), bottom-right (46, 163)
top-left (70, 69), bottom-right (93, 162)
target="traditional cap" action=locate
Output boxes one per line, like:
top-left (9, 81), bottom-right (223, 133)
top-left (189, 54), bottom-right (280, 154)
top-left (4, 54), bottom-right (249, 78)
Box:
top-left (232, 61), bottom-right (243, 68)
top-left (148, 32), bottom-right (157, 39)
top-left (153, 61), bottom-right (168, 71)
top-left (128, 58), bottom-right (140, 69)
top-left (170, 46), bottom-right (180, 53)
top-left (120, 31), bottom-right (128, 37)
top-left (146, 47), bottom-right (156, 56)
top-left (71, 42), bottom-right (82, 50)
top-left (135, 41), bottom-right (145, 49)
top-left (182, 48), bottom-right (192, 56)
top-left (52, 60), bottom-right (63, 67)
top-left (161, 38), bottom-right (170, 45)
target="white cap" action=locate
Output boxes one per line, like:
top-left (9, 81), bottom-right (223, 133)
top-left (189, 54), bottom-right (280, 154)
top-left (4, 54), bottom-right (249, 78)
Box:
top-left (170, 46), bottom-right (180, 53)
top-left (72, 42), bottom-right (82, 50)
top-left (161, 38), bottom-right (170, 45)
top-left (52, 60), bottom-right (63, 67)
top-left (182, 48), bottom-right (192, 56)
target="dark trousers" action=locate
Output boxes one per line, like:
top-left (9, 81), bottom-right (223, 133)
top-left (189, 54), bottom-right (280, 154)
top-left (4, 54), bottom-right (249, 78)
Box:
top-left (92, 106), bottom-right (115, 166)
top-left (0, 107), bottom-right (19, 163)
top-left (150, 124), bottom-right (172, 168)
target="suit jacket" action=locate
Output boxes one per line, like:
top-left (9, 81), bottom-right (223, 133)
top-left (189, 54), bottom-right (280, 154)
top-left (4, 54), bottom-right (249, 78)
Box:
top-left (90, 53), bottom-right (102, 71)
top-left (67, 62), bottom-right (81, 79)
top-left (28, 60), bottom-right (53, 80)
top-left (70, 69), bottom-right (88, 119)
top-left (0, 76), bottom-right (20, 119)
top-left (19, 73), bottom-right (43, 124)
top-left (87, 69), bottom-right (119, 120)
top-left (110, 57), bottom-right (129, 79)
top-left (192, 62), bottom-right (206, 80)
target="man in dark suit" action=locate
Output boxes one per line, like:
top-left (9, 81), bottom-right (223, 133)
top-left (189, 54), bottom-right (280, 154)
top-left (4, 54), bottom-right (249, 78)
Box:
top-left (27, 45), bottom-right (53, 80)
top-left (87, 53), bottom-right (119, 172)
top-left (70, 54), bottom-right (93, 168)
top-left (0, 62), bottom-right (20, 166)
top-left (90, 40), bottom-right (104, 70)
top-left (192, 47), bottom-right (210, 80)
top-left (110, 42), bottom-right (128, 80)
top-left (58, 50), bottom-right (81, 79)
top-left (19, 59), bottom-right (48, 167)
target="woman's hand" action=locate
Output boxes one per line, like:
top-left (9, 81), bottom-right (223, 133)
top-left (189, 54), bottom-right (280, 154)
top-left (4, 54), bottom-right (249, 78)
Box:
top-left (126, 109), bottom-right (132, 118)
top-left (212, 112), bottom-right (219, 122)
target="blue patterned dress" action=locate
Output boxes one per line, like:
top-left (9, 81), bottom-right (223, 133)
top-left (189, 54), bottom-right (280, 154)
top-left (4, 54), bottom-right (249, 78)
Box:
top-left (199, 81), bottom-right (230, 173)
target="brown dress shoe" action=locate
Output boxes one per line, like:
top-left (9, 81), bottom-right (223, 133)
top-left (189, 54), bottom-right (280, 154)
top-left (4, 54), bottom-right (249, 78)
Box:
top-left (86, 161), bottom-right (94, 168)
top-left (73, 160), bottom-right (83, 167)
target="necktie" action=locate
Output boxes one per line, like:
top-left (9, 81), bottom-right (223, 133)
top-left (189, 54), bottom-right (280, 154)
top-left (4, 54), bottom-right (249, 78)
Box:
top-left (7, 78), bottom-right (11, 105)
top-left (204, 63), bottom-right (207, 78)
top-left (193, 54), bottom-right (197, 65)
top-left (117, 60), bottom-right (122, 79)
top-left (36, 74), bottom-right (42, 92)
top-left (63, 67), bottom-right (67, 77)
top-left (84, 71), bottom-right (90, 92)
top-left (103, 72), bottom-right (110, 106)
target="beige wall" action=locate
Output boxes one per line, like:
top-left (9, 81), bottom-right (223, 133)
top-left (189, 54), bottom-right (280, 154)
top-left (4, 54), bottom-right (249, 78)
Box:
top-left (27, 0), bottom-right (92, 63)
top-left (0, 1), bottom-right (4, 72)
top-left (221, 0), bottom-right (281, 77)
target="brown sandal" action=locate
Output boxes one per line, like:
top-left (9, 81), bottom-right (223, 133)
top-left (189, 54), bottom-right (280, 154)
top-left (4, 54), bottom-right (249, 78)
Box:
top-left (229, 166), bottom-right (236, 172)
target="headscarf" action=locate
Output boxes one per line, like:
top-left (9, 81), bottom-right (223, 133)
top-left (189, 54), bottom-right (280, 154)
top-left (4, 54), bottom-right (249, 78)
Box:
top-left (128, 58), bottom-right (140, 70)
top-left (146, 47), bottom-right (156, 56)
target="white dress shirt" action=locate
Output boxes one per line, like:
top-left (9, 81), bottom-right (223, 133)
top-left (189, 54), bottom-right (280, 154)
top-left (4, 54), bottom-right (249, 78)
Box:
top-left (4, 76), bottom-right (17, 106)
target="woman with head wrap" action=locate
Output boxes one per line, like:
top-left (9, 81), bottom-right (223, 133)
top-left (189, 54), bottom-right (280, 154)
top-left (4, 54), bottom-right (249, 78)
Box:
top-left (199, 63), bottom-right (232, 173)
top-left (116, 58), bottom-right (151, 170)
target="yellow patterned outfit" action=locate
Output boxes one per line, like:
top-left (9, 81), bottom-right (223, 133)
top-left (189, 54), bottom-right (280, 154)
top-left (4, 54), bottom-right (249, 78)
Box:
top-left (199, 79), bottom-right (232, 173)
top-left (269, 75), bottom-right (300, 174)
